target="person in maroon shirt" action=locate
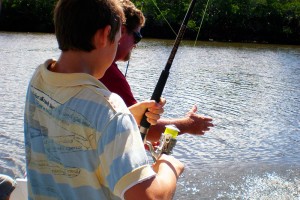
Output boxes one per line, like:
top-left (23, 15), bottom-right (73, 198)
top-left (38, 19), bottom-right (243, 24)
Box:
top-left (100, 0), bottom-right (213, 142)
top-left (100, 62), bottom-right (136, 107)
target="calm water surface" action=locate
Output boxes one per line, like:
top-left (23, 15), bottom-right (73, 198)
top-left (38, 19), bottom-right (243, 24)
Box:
top-left (0, 32), bottom-right (299, 199)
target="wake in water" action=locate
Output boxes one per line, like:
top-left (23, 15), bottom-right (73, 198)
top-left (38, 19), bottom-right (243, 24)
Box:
top-left (219, 172), bottom-right (300, 199)
top-left (174, 164), bottom-right (300, 199)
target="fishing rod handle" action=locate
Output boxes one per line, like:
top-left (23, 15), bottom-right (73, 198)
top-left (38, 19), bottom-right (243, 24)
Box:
top-left (140, 69), bottom-right (169, 142)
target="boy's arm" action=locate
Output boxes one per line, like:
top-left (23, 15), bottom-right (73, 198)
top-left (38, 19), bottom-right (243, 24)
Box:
top-left (124, 154), bottom-right (184, 200)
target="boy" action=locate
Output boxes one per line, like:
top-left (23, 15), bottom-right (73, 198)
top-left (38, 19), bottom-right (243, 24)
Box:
top-left (24, 0), bottom-right (184, 199)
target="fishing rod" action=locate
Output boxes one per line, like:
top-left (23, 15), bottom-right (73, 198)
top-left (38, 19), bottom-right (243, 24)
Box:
top-left (140, 0), bottom-right (197, 142)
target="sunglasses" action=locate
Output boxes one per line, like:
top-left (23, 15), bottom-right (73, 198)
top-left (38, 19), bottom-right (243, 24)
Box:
top-left (132, 31), bottom-right (142, 44)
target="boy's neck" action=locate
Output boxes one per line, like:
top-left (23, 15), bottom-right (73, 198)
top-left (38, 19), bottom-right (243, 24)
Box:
top-left (49, 50), bottom-right (105, 78)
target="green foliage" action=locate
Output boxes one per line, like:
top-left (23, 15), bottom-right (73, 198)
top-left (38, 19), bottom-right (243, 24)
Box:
top-left (0, 0), bottom-right (299, 44)
top-left (0, 0), bottom-right (57, 32)
top-left (133, 0), bottom-right (299, 44)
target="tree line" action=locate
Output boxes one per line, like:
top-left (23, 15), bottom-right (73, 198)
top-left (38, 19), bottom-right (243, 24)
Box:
top-left (0, 0), bottom-right (299, 44)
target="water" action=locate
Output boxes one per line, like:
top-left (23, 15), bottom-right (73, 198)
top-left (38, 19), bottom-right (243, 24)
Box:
top-left (1, 32), bottom-right (300, 199)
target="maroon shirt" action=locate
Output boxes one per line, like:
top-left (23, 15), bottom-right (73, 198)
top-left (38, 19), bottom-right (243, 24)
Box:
top-left (100, 62), bottom-right (137, 107)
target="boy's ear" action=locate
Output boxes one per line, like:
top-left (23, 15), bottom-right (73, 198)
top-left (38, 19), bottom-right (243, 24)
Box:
top-left (95, 25), bottom-right (111, 47)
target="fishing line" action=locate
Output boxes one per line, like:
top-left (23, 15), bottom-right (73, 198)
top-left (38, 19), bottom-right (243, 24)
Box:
top-left (124, 60), bottom-right (129, 77)
top-left (124, 0), bottom-right (186, 76)
top-left (194, 0), bottom-right (210, 46)
top-left (150, 0), bottom-right (177, 37)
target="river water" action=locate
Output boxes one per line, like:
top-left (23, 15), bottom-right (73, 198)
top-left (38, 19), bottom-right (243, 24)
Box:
top-left (0, 32), bottom-right (299, 199)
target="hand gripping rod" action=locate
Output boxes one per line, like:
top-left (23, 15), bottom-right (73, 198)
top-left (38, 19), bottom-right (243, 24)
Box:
top-left (140, 0), bottom-right (197, 142)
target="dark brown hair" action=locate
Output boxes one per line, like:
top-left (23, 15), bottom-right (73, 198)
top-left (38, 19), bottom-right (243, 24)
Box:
top-left (54, 0), bottom-right (125, 51)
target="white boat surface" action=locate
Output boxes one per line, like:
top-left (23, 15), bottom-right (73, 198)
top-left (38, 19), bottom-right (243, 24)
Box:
top-left (10, 178), bottom-right (28, 200)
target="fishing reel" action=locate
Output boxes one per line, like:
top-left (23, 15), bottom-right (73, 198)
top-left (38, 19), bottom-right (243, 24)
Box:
top-left (146, 125), bottom-right (180, 161)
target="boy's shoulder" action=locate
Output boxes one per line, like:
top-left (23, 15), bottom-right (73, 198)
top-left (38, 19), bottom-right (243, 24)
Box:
top-left (83, 86), bottom-right (130, 114)
top-left (31, 59), bottom-right (130, 115)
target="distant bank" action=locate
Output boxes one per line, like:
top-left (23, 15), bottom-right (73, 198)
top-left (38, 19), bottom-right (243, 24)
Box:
top-left (0, 0), bottom-right (299, 45)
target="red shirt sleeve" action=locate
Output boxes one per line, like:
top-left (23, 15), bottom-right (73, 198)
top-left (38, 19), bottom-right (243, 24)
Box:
top-left (100, 62), bottom-right (137, 107)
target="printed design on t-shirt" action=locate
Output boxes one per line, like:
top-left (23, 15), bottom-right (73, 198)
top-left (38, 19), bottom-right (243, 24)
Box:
top-left (28, 86), bottom-right (99, 176)
top-left (31, 160), bottom-right (81, 178)
top-left (31, 86), bottom-right (60, 111)
top-left (30, 86), bottom-right (96, 149)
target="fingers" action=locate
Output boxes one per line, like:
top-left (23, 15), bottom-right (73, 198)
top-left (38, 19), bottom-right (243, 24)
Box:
top-left (159, 97), bottom-right (166, 106)
top-left (141, 98), bottom-right (166, 125)
top-left (203, 116), bottom-right (213, 122)
top-left (200, 121), bottom-right (214, 134)
top-left (145, 110), bottom-right (162, 125)
top-left (183, 112), bottom-right (214, 135)
top-left (148, 105), bottom-right (164, 115)
top-left (145, 101), bottom-right (164, 117)
top-left (190, 104), bottom-right (197, 113)
top-left (207, 121), bottom-right (214, 127)
top-left (186, 104), bottom-right (197, 117)
top-left (199, 116), bottom-right (214, 129)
